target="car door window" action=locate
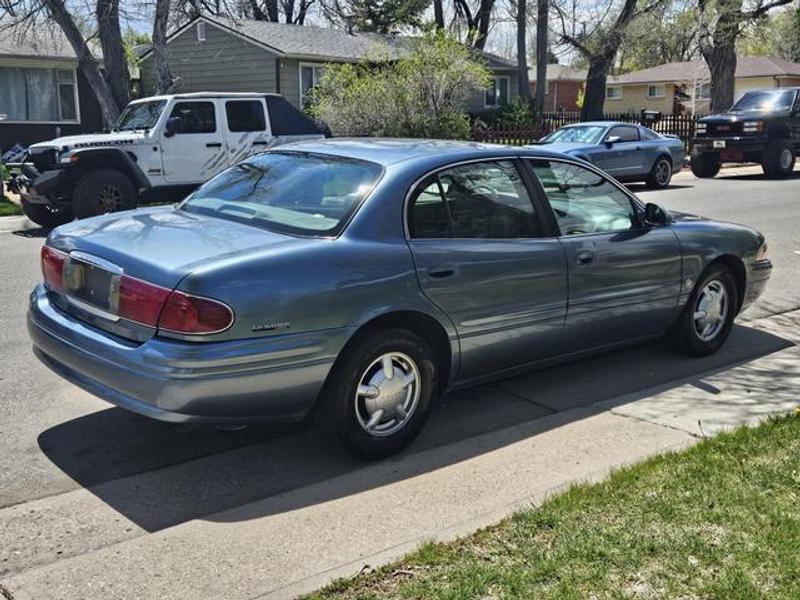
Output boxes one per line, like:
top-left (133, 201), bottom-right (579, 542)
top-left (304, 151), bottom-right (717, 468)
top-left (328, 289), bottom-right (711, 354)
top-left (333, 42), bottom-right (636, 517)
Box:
top-left (225, 100), bottom-right (266, 132)
top-left (529, 160), bottom-right (638, 235)
top-left (408, 178), bottom-right (450, 238)
top-left (607, 125), bottom-right (639, 142)
top-left (169, 101), bottom-right (216, 134)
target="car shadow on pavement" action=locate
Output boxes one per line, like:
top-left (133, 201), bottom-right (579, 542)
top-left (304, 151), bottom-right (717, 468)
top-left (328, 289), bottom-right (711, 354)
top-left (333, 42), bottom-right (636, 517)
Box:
top-left (626, 183), bottom-right (694, 193)
top-left (37, 323), bottom-right (793, 533)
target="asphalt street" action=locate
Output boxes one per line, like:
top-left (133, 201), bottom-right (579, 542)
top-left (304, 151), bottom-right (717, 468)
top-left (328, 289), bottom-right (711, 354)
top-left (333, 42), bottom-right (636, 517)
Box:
top-left (0, 165), bottom-right (798, 594)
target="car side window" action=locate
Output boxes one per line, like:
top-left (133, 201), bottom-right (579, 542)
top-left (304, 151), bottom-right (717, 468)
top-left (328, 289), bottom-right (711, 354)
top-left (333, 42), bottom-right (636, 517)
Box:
top-left (408, 161), bottom-right (541, 239)
top-left (641, 127), bottom-right (659, 140)
top-left (169, 101), bottom-right (216, 134)
top-left (225, 100), bottom-right (266, 132)
top-left (607, 125), bottom-right (639, 142)
top-left (529, 160), bottom-right (638, 236)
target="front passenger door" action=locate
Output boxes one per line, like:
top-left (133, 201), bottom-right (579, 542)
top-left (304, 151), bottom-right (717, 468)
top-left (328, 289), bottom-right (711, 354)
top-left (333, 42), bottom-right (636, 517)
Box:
top-left (406, 160), bottom-right (567, 383)
top-left (161, 100), bottom-right (228, 184)
top-left (527, 159), bottom-right (682, 352)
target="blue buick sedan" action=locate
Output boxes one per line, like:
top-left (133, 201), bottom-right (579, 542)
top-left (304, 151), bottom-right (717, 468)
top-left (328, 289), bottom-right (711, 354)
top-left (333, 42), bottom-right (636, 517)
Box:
top-left (537, 122), bottom-right (687, 189)
top-left (28, 140), bottom-right (771, 458)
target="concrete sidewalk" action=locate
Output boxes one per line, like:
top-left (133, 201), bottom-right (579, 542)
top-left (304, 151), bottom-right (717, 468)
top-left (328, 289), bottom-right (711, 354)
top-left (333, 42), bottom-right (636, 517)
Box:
top-left (3, 311), bottom-right (799, 600)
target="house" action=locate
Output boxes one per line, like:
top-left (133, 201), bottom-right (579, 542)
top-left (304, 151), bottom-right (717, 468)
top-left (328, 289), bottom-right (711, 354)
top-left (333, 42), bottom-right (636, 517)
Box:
top-left (0, 23), bottom-right (104, 152)
top-left (138, 15), bottom-right (519, 114)
top-left (604, 56), bottom-right (800, 115)
top-left (529, 64), bottom-right (586, 112)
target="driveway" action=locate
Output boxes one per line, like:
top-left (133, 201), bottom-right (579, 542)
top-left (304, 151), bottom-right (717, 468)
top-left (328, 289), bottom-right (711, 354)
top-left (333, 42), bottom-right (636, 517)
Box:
top-left (1, 165), bottom-right (798, 599)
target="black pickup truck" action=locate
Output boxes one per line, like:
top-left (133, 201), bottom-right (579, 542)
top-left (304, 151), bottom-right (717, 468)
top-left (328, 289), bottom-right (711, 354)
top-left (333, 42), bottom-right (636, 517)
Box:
top-left (691, 87), bottom-right (800, 179)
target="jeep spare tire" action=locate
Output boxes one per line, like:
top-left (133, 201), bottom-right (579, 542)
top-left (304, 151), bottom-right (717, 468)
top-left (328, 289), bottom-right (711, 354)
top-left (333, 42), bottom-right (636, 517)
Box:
top-left (21, 199), bottom-right (74, 229)
top-left (72, 169), bottom-right (137, 219)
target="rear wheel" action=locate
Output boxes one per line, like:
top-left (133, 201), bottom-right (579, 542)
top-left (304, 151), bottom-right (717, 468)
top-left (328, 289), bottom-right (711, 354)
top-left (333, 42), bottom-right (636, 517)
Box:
top-left (21, 198), bottom-right (74, 228)
top-left (318, 329), bottom-right (437, 459)
top-left (690, 152), bottom-right (721, 178)
top-left (761, 139), bottom-right (795, 178)
top-left (645, 156), bottom-right (673, 189)
top-left (668, 264), bottom-right (738, 356)
top-left (72, 169), bottom-right (137, 219)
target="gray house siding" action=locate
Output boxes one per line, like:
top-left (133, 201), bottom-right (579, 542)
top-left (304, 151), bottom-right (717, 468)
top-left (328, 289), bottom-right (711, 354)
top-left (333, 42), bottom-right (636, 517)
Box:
top-left (466, 70), bottom-right (519, 113)
top-left (140, 22), bottom-right (279, 95)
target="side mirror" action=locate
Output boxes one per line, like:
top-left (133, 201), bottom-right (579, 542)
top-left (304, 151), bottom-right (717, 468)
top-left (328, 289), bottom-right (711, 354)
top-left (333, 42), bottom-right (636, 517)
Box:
top-left (604, 135), bottom-right (621, 147)
top-left (644, 202), bottom-right (671, 227)
top-left (164, 116), bottom-right (181, 137)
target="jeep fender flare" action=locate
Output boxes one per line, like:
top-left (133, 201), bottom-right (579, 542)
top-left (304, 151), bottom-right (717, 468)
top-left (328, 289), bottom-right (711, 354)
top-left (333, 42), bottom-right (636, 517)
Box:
top-left (68, 147), bottom-right (151, 193)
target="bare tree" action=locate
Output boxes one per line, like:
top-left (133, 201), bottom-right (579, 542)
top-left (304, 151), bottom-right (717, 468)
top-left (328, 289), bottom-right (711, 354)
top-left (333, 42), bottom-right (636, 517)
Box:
top-left (152, 0), bottom-right (175, 93)
top-left (697, 0), bottom-right (794, 113)
top-left (453, 0), bottom-right (495, 50)
top-left (533, 0), bottom-right (547, 112)
top-left (96, 0), bottom-right (130, 109)
top-left (433, 0), bottom-right (444, 27)
top-left (557, 0), bottom-right (649, 120)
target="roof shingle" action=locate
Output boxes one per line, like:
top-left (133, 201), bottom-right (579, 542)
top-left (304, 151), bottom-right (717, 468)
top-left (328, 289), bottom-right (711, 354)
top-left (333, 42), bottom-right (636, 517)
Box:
top-left (610, 56), bottom-right (800, 84)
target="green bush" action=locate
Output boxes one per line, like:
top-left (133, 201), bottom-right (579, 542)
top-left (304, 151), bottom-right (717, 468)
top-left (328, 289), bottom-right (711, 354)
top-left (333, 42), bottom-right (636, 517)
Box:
top-left (309, 30), bottom-right (490, 139)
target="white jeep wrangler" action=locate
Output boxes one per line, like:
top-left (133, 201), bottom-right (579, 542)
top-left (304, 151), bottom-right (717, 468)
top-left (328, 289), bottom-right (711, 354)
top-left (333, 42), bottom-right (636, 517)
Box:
top-left (17, 92), bottom-right (328, 227)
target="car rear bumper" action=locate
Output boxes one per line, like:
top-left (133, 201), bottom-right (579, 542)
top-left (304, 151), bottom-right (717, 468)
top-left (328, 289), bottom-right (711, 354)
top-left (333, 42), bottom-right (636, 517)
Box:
top-left (742, 259), bottom-right (772, 311)
top-left (28, 284), bottom-right (346, 424)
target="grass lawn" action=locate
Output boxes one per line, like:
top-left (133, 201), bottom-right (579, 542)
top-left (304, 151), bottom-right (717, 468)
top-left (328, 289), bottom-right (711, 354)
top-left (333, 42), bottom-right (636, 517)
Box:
top-left (0, 196), bottom-right (22, 216)
top-left (310, 414), bottom-right (800, 599)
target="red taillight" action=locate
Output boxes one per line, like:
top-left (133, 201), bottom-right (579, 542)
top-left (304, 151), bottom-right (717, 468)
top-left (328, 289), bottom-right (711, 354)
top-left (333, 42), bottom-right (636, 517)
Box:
top-left (157, 290), bottom-right (234, 335)
top-left (41, 245), bottom-right (67, 291)
top-left (117, 275), bottom-right (171, 327)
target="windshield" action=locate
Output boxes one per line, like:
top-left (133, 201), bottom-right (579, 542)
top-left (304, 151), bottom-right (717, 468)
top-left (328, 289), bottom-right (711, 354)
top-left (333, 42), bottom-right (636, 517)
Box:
top-left (114, 100), bottom-right (166, 131)
top-left (541, 125), bottom-right (606, 144)
top-left (181, 152), bottom-right (383, 236)
top-left (730, 90), bottom-right (796, 113)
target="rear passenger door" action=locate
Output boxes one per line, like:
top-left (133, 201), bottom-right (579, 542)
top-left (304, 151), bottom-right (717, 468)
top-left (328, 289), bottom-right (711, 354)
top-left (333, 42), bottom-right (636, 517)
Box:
top-left (406, 159), bottom-right (568, 383)
top-left (161, 99), bottom-right (228, 184)
top-left (222, 98), bottom-right (272, 166)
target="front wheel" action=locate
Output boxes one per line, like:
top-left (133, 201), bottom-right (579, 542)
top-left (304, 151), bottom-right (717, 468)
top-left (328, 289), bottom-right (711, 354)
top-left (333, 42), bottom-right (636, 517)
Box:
top-left (761, 140), bottom-right (795, 178)
top-left (21, 198), bottom-right (74, 228)
top-left (668, 264), bottom-right (738, 356)
top-left (72, 169), bottom-right (137, 219)
top-left (690, 153), bottom-right (721, 178)
top-left (318, 329), bottom-right (437, 459)
top-left (645, 156), bottom-right (673, 189)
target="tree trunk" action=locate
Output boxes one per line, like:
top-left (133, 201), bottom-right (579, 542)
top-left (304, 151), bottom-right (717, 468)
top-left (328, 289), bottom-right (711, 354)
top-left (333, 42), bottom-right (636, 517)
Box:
top-left (703, 42), bottom-right (736, 113)
top-left (96, 0), bottom-right (130, 110)
top-left (473, 0), bottom-right (494, 50)
top-left (581, 57), bottom-right (611, 121)
top-left (433, 0), bottom-right (445, 28)
top-left (534, 0), bottom-right (548, 112)
top-left (43, 0), bottom-right (121, 125)
top-left (516, 0), bottom-right (533, 103)
top-left (153, 0), bottom-right (174, 94)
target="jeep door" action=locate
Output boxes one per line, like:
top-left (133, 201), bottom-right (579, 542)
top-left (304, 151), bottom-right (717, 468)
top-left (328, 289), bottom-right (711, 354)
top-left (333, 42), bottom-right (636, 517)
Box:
top-left (222, 98), bottom-right (272, 165)
top-left (406, 159), bottom-right (567, 383)
top-left (160, 99), bottom-right (229, 184)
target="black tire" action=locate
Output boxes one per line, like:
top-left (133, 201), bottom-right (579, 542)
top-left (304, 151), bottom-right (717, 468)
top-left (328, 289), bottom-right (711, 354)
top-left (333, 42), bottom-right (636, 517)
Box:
top-left (761, 139), bottom-right (795, 179)
top-left (645, 155), bottom-right (673, 189)
top-left (668, 264), bottom-right (738, 356)
top-left (690, 152), bottom-right (721, 178)
top-left (21, 198), bottom-right (74, 228)
top-left (317, 328), bottom-right (437, 459)
top-left (72, 169), bottom-right (137, 219)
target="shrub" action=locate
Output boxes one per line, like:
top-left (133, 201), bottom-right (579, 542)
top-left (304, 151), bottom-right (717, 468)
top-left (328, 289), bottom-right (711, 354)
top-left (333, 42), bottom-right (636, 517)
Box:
top-left (309, 30), bottom-right (491, 139)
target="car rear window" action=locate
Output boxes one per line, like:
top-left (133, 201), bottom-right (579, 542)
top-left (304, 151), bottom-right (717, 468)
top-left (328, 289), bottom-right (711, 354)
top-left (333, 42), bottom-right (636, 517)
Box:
top-left (181, 151), bottom-right (382, 236)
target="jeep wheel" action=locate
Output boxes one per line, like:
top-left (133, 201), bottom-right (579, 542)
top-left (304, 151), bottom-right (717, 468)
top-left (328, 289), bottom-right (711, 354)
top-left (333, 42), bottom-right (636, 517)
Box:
top-left (690, 153), bottom-right (721, 178)
top-left (761, 140), bottom-right (795, 179)
top-left (645, 156), bottom-right (673, 189)
top-left (21, 199), bottom-right (74, 229)
top-left (72, 169), bottom-right (137, 219)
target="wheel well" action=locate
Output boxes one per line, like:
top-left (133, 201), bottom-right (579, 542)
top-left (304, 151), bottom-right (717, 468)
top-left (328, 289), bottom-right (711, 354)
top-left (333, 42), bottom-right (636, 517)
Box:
top-left (654, 153), bottom-right (672, 169)
top-left (334, 311), bottom-right (453, 396)
top-left (706, 254), bottom-right (746, 312)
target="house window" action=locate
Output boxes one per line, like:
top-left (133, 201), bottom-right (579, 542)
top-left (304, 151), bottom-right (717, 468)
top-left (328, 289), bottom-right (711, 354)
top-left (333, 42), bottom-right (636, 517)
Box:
top-left (0, 66), bottom-right (79, 123)
top-left (485, 76), bottom-right (510, 108)
top-left (606, 86), bottom-right (622, 100)
top-left (196, 22), bottom-right (207, 42)
top-left (698, 83), bottom-right (711, 99)
top-left (647, 84), bottom-right (665, 98)
top-left (300, 63), bottom-right (325, 106)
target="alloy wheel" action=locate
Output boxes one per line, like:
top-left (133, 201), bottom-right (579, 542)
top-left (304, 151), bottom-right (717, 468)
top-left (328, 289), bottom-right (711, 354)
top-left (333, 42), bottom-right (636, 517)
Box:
top-left (656, 160), bottom-right (671, 186)
top-left (693, 280), bottom-right (729, 342)
top-left (98, 184), bottom-right (122, 213)
top-left (780, 148), bottom-right (793, 171)
top-left (354, 352), bottom-right (421, 437)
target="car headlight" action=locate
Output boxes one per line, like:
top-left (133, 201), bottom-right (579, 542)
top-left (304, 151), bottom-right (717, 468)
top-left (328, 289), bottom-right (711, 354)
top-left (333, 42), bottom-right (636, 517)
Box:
top-left (756, 241), bottom-right (769, 261)
top-left (743, 121), bottom-right (763, 133)
top-left (696, 123), bottom-right (707, 133)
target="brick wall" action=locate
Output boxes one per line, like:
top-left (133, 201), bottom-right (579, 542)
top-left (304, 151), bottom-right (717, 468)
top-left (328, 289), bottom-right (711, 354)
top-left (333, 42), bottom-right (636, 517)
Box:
top-left (530, 79), bottom-right (584, 112)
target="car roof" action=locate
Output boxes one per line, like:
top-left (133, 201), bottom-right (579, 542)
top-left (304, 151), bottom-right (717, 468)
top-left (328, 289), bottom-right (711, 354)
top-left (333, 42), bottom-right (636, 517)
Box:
top-left (269, 138), bottom-right (574, 167)
top-left (561, 121), bottom-right (638, 128)
top-left (130, 92), bottom-right (281, 103)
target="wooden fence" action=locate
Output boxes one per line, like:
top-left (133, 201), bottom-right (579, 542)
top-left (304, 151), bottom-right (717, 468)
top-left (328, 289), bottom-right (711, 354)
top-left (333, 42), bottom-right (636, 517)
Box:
top-left (473, 112), bottom-right (703, 150)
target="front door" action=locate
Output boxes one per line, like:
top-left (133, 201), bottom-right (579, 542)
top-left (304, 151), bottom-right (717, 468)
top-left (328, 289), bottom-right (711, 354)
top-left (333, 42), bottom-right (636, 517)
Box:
top-left (160, 100), bottom-right (228, 184)
top-left (221, 98), bottom-right (273, 166)
top-left (594, 124), bottom-right (645, 178)
top-left (406, 159), bottom-right (568, 382)
top-left (526, 159), bottom-right (683, 352)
